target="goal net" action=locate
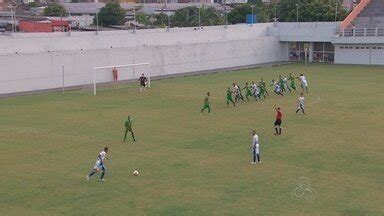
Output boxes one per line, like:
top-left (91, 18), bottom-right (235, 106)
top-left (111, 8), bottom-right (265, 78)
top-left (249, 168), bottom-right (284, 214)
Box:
top-left (93, 62), bottom-right (151, 95)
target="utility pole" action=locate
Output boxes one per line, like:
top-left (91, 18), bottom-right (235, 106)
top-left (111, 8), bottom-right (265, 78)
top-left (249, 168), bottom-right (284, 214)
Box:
top-left (296, 4), bottom-right (299, 23)
top-left (133, 9), bottom-right (136, 33)
top-left (96, 11), bottom-right (99, 35)
top-left (198, 7), bottom-right (201, 29)
top-left (224, 7), bottom-right (228, 29)
top-left (274, 4), bottom-right (277, 21)
top-left (251, 5), bottom-right (255, 27)
top-left (335, 2), bottom-right (338, 21)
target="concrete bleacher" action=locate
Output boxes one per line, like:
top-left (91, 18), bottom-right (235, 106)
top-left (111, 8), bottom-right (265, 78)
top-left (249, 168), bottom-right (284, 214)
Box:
top-left (352, 0), bottom-right (384, 28)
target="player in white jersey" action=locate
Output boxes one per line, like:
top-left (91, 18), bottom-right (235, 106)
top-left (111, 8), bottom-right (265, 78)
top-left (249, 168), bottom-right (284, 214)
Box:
top-left (271, 79), bottom-right (284, 96)
top-left (251, 130), bottom-right (261, 164)
top-left (283, 77), bottom-right (291, 92)
top-left (298, 74), bottom-right (308, 93)
top-left (296, 92), bottom-right (305, 114)
top-left (251, 81), bottom-right (260, 100)
top-left (87, 147), bottom-right (109, 182)
top-left (233, 83), bottom-right (244, 103)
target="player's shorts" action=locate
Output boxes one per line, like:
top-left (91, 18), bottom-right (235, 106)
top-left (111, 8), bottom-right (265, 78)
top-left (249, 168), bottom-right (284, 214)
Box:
top-left (253, 146), bottom-right (260, 154)
top-left (301, 82), bottom-right (308, 87)
top-left (298, 103), bottom-right (304, 110)
top-left (274, 119), bottom-right (282, 126)
top-left (94, 161), bottom-right (106, 171)
top-left (140, 82), bottom-right (146, 87)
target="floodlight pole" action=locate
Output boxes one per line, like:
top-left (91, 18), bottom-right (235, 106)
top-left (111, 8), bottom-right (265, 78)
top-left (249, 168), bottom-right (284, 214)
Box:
top-left (274, 4), bottom-right (277, 21)
top-left (198, 7), bottom-right (201, 29)
top-left (335, 3), bottom-right (338, 21)
top-left (296, 4), bottom-right (299, 24)
top-left (133, 9), bottom-right (136, 33)
top-left (96, 11), bottom-right (99, 35)
top-left (251, 5), bottom-right (255, 27)
top-left (224, 7), bottom-right (228, 29)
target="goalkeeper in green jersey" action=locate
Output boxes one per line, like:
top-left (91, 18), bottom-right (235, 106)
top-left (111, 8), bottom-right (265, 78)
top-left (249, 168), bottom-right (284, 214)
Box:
top-left (124, 116), bottom-right (136, 142)
top-left (200, 92), bottom-right (211, 114)
top-left (288, 73), bottom-right (297, 90)
top-left (243, 82), bottom-right (253, 101)
top-left (226, 88), bottom-right (236, 107)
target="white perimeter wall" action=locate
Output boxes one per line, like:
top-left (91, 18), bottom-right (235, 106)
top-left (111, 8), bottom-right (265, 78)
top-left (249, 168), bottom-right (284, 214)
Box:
top-left (0, 24), bottom-right (287, 95)
top-left (334, 44), bottom-right (384, 65)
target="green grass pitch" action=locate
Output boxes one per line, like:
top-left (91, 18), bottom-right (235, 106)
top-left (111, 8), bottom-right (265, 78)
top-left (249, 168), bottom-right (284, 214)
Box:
top-left (0, 63), bottom-right (383, 215)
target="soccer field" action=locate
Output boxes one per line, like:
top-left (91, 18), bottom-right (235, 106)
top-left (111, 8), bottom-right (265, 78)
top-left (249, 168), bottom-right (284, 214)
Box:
top-left (0, 63), bottom-right (383, 215)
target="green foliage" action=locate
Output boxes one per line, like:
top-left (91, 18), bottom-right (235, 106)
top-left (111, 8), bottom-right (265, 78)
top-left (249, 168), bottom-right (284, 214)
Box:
top-left (172, 6), bottom-right (224, 27)
top-left (27, 2), bottom-right (39, 8)
top-left (43, 3), bottom-right (68, 17)
top-left (94, 3), bottom-right (126, 27)
top-left (228, 0), bottom-right (350, 24)
top-left (275, 0), bottom-right (349, 22)
top-left (153, 13), bottom-right (170, 28)
top-left (136, 12), bottom-right (151, 27)
top-left (133, 12), bottom-right (170, 28)
top-left (228, 3), bottom-right (271, 24)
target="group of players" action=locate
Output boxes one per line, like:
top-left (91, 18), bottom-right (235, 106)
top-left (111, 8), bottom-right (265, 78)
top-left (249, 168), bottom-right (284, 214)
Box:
top-left (200, 73), bottom-right (309, 165)
top-left (224, 73), bottom-right (309, 107)
top-left (88, 73), bottom-right (309, 181)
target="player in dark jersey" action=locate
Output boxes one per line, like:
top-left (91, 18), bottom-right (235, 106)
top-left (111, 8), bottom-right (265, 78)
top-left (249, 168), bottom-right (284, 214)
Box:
top-left (274, 105), bottom-right (283, 135)
top-left (138, 74), bottom-right (147, 92)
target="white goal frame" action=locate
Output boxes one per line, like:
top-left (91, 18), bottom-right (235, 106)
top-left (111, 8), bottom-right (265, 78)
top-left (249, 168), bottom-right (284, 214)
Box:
top-left (93, 62), bottom-right (151, 95)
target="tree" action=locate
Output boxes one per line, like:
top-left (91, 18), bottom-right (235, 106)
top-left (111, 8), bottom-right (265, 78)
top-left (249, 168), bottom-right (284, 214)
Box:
top-left (27, 2), bottom-right (39, 8)
top-left (275, 0), bottom-right (349, 22)
top-left (136, 12), bottom-right (151, 27)
top-left (94, 3), bottom-right (126, 27)
top-left (228, 3), bottom-right (271, 24)
top-left (153, 13), bottom-right (169, 28)
top-left (44, 3), bottom-right (68, 17)
top-left (172, 6), bottom-right (224, 27)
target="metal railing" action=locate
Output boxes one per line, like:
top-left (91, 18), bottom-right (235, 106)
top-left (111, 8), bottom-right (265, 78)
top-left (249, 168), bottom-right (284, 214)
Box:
top-left (335, 28), bottom-right (384, 37)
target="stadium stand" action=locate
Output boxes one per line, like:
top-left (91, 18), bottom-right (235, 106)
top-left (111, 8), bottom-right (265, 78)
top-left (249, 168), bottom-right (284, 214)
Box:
top-left (353, 0), bottom-right (384, 28)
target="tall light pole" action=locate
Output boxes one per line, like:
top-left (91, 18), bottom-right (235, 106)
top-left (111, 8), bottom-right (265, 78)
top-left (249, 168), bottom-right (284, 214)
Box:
top-left (224, 7), bottom-right (228, 29)
top-left (198, 7), bottom-right (201, 29)
top-left (296, 4), bottom-right (299, 24)
top-left (335, 2), bottom-right (338, 21)
top-left (133, 9), bottom-right (136, 33)
top-left (96, 11), bottom-right (99, 35)
top-left (274, 4), bottom-right (277, 21)
top-left (251, 5), bottom-right (255, 27)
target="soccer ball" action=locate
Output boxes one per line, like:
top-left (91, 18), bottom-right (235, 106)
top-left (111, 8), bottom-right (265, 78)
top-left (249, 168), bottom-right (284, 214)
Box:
top-left (133, 170), bottom-right (139, 176)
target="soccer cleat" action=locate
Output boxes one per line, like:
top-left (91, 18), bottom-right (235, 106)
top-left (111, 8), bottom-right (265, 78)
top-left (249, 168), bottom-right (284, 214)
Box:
top-left (100, 179), bottom-right (106, 182)
top-left (251, 162), bottom-right (256, 165)
top-left (86, 175), bottom-right (89, 181)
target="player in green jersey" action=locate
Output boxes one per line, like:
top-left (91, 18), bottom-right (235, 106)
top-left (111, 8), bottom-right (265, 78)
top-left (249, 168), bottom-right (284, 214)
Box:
top-left (258, 81), bottom-right (266, 99)
top-left (278, 75), bottom-right (286, 92)
top-left (124, 116), bottom-right (136, 142)
top-left (260, 78), bottom-right (269, 96)
top-left (200, 92), bottom-right (211, 114)
top-left (289, 73), bottom-right (297, 90)
top-left (243, 82), bottom-right (253, 102)
top-left (226, 88), bottom-right (236, 107)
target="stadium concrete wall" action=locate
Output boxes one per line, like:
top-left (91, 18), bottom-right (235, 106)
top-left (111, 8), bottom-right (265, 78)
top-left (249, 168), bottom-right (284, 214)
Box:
top-left (334, 44), bottom-right (384, 65)
top-left (0, 24), bottom-right (287, 95)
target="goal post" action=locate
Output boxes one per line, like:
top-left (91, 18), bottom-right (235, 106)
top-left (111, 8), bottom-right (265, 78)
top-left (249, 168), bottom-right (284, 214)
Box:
top-left (93, 62), bottom-right (151, 95)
